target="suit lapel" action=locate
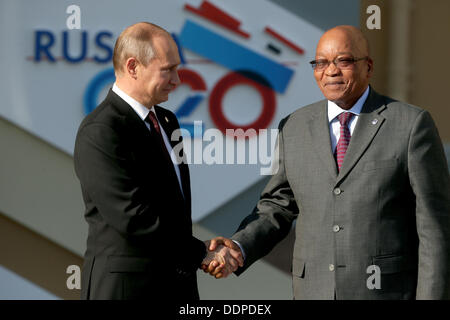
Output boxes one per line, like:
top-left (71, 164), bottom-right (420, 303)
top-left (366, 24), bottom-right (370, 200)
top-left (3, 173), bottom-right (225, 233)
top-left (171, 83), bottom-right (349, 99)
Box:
top-left (154, 106), bottom-right (191, 207)
top-left (110, 91), bottom-right (186, 202)
top-left (107, 89), bottom-right (153, 141)
top-left (108, 90), bottom-right (189, 209)
top-left (154, 106), bottom-right (176, 149)
top-left (179, 162), bottom-right (191, 208)
top-left (336, 88), bottom-right (386, 184)
top-left (308, 100), bottom-right (338, 180)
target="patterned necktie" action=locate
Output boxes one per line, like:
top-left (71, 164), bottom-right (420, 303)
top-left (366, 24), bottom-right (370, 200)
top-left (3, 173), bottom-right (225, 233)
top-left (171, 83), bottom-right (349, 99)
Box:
top-left (145, 111), bottom-right (173, 165)
top-left (145, 111), bottom-right (187, 200)
top-left (335, 112), bottom-right (354, 171)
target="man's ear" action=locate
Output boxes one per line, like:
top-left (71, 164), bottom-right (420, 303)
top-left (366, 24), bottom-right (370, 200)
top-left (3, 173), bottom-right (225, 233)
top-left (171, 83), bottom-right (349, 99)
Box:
top-left (125, 57), bottom-right (138, 79)
top-left (366, 57), bottom-right (374, 77)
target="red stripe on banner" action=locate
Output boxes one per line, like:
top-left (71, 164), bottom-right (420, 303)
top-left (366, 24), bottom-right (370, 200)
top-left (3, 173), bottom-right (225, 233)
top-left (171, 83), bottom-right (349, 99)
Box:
top-left (184, 1), bottom-right (250, 39)
top-left (200, 1), bottom-right (240, 28)
top-left (177, 69), bottom-right (207, 91)
top-left (264, 26), bottom-right (304, 55)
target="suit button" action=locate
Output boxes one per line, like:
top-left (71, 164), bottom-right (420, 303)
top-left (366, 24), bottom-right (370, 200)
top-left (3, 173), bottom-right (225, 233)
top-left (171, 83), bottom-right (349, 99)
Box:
top-left (333, 188), bottom-right (342, 195)
top-left (329, 264), bottom-right (335, 272)
top-left (333, 225), bottom-right (340, 232)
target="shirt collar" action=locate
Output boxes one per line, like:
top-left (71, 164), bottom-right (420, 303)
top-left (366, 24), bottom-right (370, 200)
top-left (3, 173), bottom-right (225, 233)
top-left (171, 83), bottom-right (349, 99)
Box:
top-left (327, 86), bottom-right (370, 123)
top-left (112, 83), bottom-right (155, 121)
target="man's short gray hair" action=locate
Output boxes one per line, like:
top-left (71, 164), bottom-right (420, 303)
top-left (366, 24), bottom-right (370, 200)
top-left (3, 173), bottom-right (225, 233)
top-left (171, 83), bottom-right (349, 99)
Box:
top-left (113, 22), bottom-right (170, 75)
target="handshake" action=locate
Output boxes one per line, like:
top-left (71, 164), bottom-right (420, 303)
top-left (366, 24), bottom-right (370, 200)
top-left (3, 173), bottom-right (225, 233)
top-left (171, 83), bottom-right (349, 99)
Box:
top-left (201, 237), bottom-right (244, 279)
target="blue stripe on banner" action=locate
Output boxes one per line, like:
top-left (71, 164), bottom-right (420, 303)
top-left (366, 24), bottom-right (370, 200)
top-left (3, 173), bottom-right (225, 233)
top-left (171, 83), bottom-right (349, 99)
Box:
top-left (179, 20), bottom-right (294, 94)
top-left (180, 122), bottom-right (204, 137)
top-left (175, 95), bottom-right (204, 118)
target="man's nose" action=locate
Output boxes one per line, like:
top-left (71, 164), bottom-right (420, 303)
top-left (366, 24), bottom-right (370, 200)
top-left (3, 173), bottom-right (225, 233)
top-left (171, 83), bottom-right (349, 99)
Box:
top-left (325, 62), bottom-right (340, 76)
top-left (172, 70), bottom-right (181, 86)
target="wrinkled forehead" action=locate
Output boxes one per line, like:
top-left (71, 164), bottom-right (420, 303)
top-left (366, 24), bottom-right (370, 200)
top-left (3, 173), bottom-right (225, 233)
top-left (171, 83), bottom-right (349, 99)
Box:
top-left (315, 29), bottom-right (366, 58)
top-left (152, 35), bottom-right (181, 66)
top-left (153, 35), bottom-right (178, 56)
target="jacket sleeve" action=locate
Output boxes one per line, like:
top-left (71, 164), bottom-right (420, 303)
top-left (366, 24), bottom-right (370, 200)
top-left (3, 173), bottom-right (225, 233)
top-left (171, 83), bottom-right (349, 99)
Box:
top-left (163, 111), bottom-right (207, 271)
top-left (74, 123), bottom-right (160, 239)
top-left (408, 110), bottom-right (450, 299)
top-left (232, 118), bottom-right (299, 274)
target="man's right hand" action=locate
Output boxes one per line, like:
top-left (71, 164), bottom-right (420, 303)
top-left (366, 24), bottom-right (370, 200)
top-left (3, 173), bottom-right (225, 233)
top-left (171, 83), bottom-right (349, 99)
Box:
top-left (201, 237), bottom-right (244, 278)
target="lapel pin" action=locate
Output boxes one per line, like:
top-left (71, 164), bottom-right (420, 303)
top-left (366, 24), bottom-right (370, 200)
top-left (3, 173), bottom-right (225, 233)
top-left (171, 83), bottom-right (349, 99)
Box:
top-left (371, 119), bottom-right (378, 125)
top-left (165, 116), bottom-right (169, 123)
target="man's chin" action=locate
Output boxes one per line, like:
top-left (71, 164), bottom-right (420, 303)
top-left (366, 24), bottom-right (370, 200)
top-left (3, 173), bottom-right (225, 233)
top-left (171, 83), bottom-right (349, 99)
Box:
top-left (156, 95), bottom-right (169, 104)
top-left (322, 90), bottom-right (345, 102)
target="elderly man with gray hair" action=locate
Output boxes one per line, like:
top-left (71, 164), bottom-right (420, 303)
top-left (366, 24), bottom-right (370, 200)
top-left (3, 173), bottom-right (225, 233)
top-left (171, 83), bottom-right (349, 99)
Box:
top-left (204, 25), bottom-right (450, 300)
top-left (74, 22), bottom-right (243, 300)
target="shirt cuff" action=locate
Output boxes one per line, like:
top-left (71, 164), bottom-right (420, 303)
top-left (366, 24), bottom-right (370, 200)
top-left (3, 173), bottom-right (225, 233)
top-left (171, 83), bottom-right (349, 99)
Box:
top-left (232, 240), bottom-right (246, 261)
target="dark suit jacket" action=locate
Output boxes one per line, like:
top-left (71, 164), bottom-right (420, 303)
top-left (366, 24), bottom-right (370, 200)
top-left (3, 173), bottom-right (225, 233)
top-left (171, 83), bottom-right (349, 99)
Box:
top-left (74, 89), bottom-right (206, 300)
top-left (232, 87), bottom-right (450, 299)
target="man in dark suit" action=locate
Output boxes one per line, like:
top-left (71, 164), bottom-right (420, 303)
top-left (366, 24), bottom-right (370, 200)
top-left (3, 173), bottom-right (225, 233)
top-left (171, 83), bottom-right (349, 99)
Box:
top-left (204, 25), bottom-right (450, 299)
top-left (74, 22), bottom-right (242, 300)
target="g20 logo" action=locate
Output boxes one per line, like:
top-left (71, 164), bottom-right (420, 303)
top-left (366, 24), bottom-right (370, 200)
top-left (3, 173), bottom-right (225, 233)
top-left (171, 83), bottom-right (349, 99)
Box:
top-left (31, 1), bottom-right (302, 138)
top-left (83, 66), bottom-right (276, 137)
top-left (84, 18), bottom-right (296, 138)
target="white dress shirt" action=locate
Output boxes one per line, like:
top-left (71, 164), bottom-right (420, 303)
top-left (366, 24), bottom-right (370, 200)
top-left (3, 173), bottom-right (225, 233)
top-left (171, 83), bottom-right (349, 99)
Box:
top-left (112, 83), bottom-right (184, 198)
top-left (328, 86), bottom-right (370, 152)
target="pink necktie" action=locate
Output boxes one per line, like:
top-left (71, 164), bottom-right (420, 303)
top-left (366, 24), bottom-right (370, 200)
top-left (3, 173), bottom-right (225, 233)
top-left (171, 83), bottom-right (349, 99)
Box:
top-left (335, 112), bottom-right (354, 171)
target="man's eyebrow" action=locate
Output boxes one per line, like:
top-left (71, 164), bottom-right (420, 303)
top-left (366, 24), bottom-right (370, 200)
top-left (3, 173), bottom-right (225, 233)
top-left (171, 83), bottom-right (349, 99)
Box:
top-left (161, 62), bottom-right (179, 69)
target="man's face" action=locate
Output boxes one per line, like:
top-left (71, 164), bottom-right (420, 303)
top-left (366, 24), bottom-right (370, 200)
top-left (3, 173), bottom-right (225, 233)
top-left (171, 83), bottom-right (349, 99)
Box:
top-left (313, 30), bottom-right (372, 109)
top-left (137, 35), bottom-right (181, 106)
